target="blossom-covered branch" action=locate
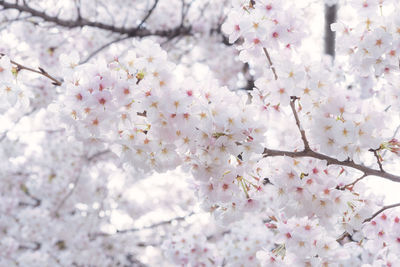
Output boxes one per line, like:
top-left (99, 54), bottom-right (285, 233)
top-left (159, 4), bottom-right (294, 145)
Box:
top-left (363, 202), bottom-right (400, 223)
top-left (263, 148), bottom-right (400, 183)
top-left (263, 93), bottom-right (400, 183)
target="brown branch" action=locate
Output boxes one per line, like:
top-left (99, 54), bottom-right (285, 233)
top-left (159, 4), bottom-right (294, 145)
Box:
top-left (0, 0), bottom-right (192, 39)
top-left (290, 97), bottom-right (310, 151)
top-left (363, 202), bottom-right (400, 223)
top-left (369, 148), bottom-right (384, 172)
top-left (262, 47), bottom-right (278, 80)
top-left (337, 173), bottom-right (367, 190)
top-left (0, 53), bottom-right (62, 86)
top-left (263, 148), bottom-right (400, 183)
top-left (262, 90), bottom-right (400, 183)
top-left (336, 231), bottom-right (351, 243)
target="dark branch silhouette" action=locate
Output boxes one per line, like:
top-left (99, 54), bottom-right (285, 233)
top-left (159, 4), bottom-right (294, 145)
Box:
top-left (0, 0), bottom-right (192, 38)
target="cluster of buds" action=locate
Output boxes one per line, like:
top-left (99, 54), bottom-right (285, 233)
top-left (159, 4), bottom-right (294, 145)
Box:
top-left (387, 139), bottom-right (400, 155)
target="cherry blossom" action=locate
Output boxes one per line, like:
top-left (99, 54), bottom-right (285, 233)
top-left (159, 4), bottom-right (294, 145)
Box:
top-left (1, 0), bottom-right (400, 266)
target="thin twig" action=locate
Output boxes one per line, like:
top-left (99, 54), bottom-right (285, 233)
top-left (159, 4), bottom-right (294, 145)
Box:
top-left (338, 173), bottom-right (367, 190)
top-left (363, 202), bottom-right (400, 223)
top-left (53, 166), bottom-right (83, 217)
top-left (290, 97), bottom-right (310, 151)
top-left (116, 211), bottom-right (195, 234)
top-left (19, 182), bottom-right (41, 207)
top-left (79, 36), bottom-right (131, 64)
top-left (86, 149), bottom-right (111, 161)
top-left (74, 0), bottom-right (81, 21)
top-left (0, 53), bottom-right (62, 85)
top-left (369, 148), bottom-right (384, 172)
top-left (0, 108), bottom-right (38, 142)
top-left (180, 0), bottom-right (195, 26)
top-left (136, 0), bottom-right (159, 30)
top-left (262, 47), bottom-right (278, 80)
top-left (54, 150), bottom-right (110, 216)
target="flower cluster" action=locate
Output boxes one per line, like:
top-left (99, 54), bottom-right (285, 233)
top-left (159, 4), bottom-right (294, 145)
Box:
top-left (262, 157), bottom-right (360, 225)
top-left (222, 0), bottom-right (306, 67)
top-left (218, 216), bottom-right (272, 267)
top-left (309, 93), bottom-right (384, 162)
top-left (162, 230), bottom-right (219, 267)
top-left (162, 215), bottom-right (272, 267)
top-left (257, 216), bottom-right (347, 266)
top-left (333, 1), bottom-right (400, 99)
top-left (60, 39), bottom-right (268, 219)
top-left (362, 212), bottom-right (400, 266)
top-left (0, 55), bottom-right (28, 112)
top-left (3, 0), bottom-right (400, 266)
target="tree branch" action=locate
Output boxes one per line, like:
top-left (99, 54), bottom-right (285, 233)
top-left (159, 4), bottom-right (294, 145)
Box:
top-left (261, 89), bottom-right (400, 183)
top-left (0, 53), bottom-right (62, 86)
top-left (0, 108), bottom-right (38, 142)
top-left (369, 148), bottom-right (384, 172)
top-left (53, 167), bottom-right (83, 217)
top-left (262, 47), bottom-right (278, 80)
top-left (336, 231), bottom-right (352, 243)
top-left (263, 148), bottom-right (400, 183)
top-left (116, 211), bottom-right (195, 234)
top-left (0, 0), bottom-right (192, 39)
top-left (79, 36), bottom-right (132, 64)
top-left (74, 0), bottom-right (81, 21)
top-left (137, 0), bottom-right (160, 30)
top-left (86, 149), bottom-right (112, 161)
top-left (337, 173), bottom-right (367, 190)
top-left (54, 150), bottom-right (111, 216)
top-left (364, 202), bottom-right (400, 223)
top-left (290, 97), bottom-right (310, 151)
